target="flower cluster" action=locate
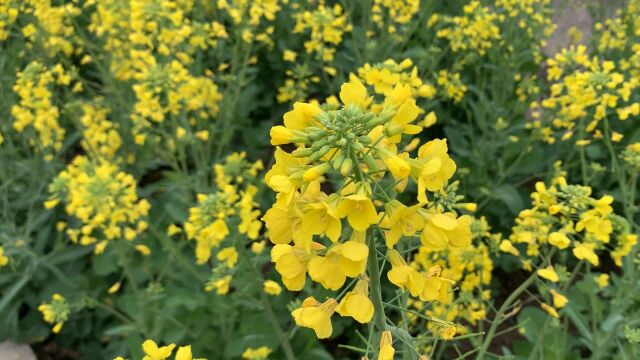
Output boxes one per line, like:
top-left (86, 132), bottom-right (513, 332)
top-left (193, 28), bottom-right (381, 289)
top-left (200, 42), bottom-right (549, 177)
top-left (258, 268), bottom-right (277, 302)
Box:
top-left (371, 0), bottom-right (420, 34)
top-left (357, 59), bottom-right (436, 99)
top-left (217, 0), bottom-right (280, 45)
top-left (130, 58), bottom-right (222, 144)
top-left (88, 0), bottom-right (228, 81)
top-left (45, 156), bottom-right (150, 253)
top-left (38, 294), bottom-right (69, 334)
top-left (293, 2), bottom-right (352, 62)
top-left (437, 70), bottom-right (467, 103)
top-left (501, 176), bottom-right (636, 268)
top-left (411, 220), bottom-right (493, 331)
top-left (0, 0), bottom-right (18, 41)
top-left (530, 53), bottom-right (637, 144)
top-left (78, 102), bottom-right (123, 160)
top-left (171, 153), bottom-right (263, 293)
top-left (24, 0), bottom-right (81, 57)
top-left (264, 74), bottom-right (471, 339)
top-left (429, 1), bottom-right (500, 56)
top-left (11, 62), bottom-right (71, 157)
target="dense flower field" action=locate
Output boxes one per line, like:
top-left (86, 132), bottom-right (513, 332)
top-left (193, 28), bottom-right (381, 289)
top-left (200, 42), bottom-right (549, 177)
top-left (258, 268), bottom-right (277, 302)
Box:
top-left (0, 0), bottom-right (639, 359)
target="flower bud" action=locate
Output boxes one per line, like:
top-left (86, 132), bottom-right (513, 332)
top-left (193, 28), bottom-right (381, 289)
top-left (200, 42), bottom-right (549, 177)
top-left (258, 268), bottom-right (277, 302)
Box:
top-left (309, 145), bottom-right (331, 162)
top-left (340, 158), bottom-right (353, 176)
top-left (292, 147), bottom-right (314, 158)
top-left (270, 126), bottom-right (293, 145)
top-left (303, 163), bottom-right (330, 182)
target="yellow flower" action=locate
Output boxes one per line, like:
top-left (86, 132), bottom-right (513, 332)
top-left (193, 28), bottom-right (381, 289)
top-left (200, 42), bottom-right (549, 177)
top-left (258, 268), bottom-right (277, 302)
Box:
top-left (0, 247), bottom-right (8, 267)
top-left (251, 240), bottom-right (266, 254)
top-left (420, 265), bottom-right (452, 302)
top-left (381, 201), bottom-right (424, 248)
top-left (301, 200), bottom-right (342, 243)
top-left (378, 331), bottom-right (395, 360)
top-left (263, 280), bottom-right (282, 296)
top-left (573, 242), bottom-right (599, 266)
top-left (423, 111), bottom-right (437, 128)
top-left (205, 275), bottom-right (232, 295)
top-left (595, 273), bottom-right (609, 288)
top-left (142, 340), bottom-right (175, 360)
top-left (548, 232), bottom-right (570, 249)
top-left (441, 325), bottom-right (457, 340)
top-left (336, 280), bottom-right (374, 323)
top-left (107, 282), bottom-right (121, 294)
top-left (340, 77), bottom-right (370, 108)
top-left (540, 303), bottom-right (559, 318)
top-left (283, 50), bottom-right (297, 62)
top-left (292, 297), bottom-right (338, 339)
top-left (282, 102), bottom-right (322, 132)
top-left (550, 289), bottom-right (568, 308)
top-left (308, 241), bottom-right (368, 290)
top-left (499, 240), bottom-right (520, 256)
top-left (410, 139), bottom-right (456, 203)
top-left (174, 346), bottom-right (194, 360)
top-left (421, 213), bottom-right (472, 250)
top-left (336, 194), bottom-right (378, 232)
top-left (387, 249), bottom-right (425, 297)
top-left (216, 247), bottom-right (238, 268)
top-left (272, 243), bottom-right (315, 291)
top-left (537, 266), bottom-right (559, 283)
top-left (135, 244), bottom-right (151, 256)
top-left (242, 346), bottom-right (272, 360)
top-left (270, 125), bottom-right (297, 145)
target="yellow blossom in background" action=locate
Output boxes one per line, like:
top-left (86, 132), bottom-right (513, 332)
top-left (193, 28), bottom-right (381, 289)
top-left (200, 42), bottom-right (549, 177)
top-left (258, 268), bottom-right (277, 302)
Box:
top-left (38, 294), bottom-right (69, 334)
top-left (537, 266), bottom-right (559, 283)
top-left (46, 156), bottom-right (150, 250)
top-left (293, 3), bottom-right (352, 62)
top-left (540, 302), bottom-right (559, 318)
top-left (11, 62), bottom-right (66, 154)
top-left (595, 273), bottom-right (610, 288)
top-left (263, 280), bottom-right (282, 295)
top-left (550, 289), bottom-right (568, 308)
top-left (242, 346), bottom-right (272, 360)
top-left (0, 247), bottom-right (8, 267)
top-left (205, 275), bottom-right (232, 295)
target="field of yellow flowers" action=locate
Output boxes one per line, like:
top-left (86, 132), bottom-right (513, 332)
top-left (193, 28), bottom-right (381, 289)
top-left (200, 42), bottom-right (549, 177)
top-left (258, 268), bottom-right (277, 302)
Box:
top-left (1, 0), bottom-right (639, 359)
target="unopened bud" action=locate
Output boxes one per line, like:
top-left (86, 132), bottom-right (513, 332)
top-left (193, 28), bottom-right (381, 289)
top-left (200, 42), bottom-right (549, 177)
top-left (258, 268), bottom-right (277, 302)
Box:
top-left (340, 158), bottom-right (353, 176)
top-left (332, 154), bottom-right (345, 170)
top-left (303, 163), bottom-right (330, 182)
top-left (309, 145), bottom-right (331, 162)
top-left (361, 154), bottom-right (378, 172)
top-left (292, 147), bottom-right (314, 158)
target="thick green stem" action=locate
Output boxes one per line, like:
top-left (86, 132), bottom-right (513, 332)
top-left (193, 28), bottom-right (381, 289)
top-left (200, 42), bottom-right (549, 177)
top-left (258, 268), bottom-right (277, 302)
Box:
top-left (475, 271), bottom-right (538, 360)
top-left (367, 231), bottom-right (387, 332)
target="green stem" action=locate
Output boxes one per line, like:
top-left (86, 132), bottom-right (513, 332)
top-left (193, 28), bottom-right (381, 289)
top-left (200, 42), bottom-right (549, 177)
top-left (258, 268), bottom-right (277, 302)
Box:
top-left (367, 231), bottom-right (387, 332)
top-left (242, 247), bottom-right (296, 360)
top-left (475, 271), bottom-right (538, 360)
top-left (115, 240), bottom-right (146, 333)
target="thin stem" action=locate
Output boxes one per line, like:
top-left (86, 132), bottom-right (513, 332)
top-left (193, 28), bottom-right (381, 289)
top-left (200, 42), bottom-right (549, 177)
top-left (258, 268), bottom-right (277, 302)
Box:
top-left (474, 270), bottom-right (538, 360)
top-left (367, 230), bottom-right (387, 332)
top-left (241, 246), bottom-right (296, 360)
